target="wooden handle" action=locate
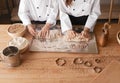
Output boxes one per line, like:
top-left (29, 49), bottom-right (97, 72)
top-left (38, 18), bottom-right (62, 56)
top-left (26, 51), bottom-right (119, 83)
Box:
top-left (104, 22), bottom-right (111, 29)
top-left (108, 0), bottom-right (114, 23)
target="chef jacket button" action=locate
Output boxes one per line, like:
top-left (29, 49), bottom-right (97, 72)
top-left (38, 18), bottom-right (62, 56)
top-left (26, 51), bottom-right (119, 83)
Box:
top-left (37, 7), bottom-right (39, 9)
top-left (39, 16), bottom-right (41, 18)
top-left (82, 9), bottom-right (84, 11)
top-left (46, 5), bottom-right (48, 7)
top-left (47, 14), bottom-right (49, 16)
top-left (84, 0), bottom-right (86, 2)
top-left (73, 9), bottom-right (75, 11)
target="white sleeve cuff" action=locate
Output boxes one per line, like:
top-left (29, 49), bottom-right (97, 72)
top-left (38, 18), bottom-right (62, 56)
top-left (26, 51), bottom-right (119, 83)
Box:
top-left (46, 18), bottom-right (56, 26)
top-left (22, 20), bottom-right (31, 26)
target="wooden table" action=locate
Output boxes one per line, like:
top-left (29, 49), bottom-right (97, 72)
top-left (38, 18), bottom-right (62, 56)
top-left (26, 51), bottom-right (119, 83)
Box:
top-left (0, 24), bottom-right (120, 83)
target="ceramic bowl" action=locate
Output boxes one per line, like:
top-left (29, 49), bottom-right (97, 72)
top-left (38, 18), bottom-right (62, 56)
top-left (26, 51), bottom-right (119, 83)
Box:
top-left (8, 37), bottom-right (29, 53)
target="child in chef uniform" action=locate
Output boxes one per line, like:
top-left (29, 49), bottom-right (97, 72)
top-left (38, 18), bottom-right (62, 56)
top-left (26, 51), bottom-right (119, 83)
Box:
top-left (18, 0), bottom-right (58, 38)
top-left (58, 0), bottom-right (101, 39)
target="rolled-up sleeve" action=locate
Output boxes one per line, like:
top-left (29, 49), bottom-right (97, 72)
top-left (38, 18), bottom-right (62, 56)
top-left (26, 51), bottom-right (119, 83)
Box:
top-left (85, 0), bottom-right (101, 31)
top-left (18, 0), bottom-right (31, 25)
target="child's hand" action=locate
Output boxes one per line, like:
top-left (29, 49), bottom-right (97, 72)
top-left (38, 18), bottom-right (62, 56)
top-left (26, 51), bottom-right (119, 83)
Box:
top-left (27, 24), bottom-right (36, 36)
top-left (65, 29), bottom-right (76, 40)
top-left (81, 27), bottom-right (91, 39)
top-left (38, 23), bottom-right (50, 38)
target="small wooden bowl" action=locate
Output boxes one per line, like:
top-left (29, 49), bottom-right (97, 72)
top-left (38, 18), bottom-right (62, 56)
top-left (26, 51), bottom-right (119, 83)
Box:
top-left (117, 31), bottom-right (120, 45)
top-left (8, 37), bottom-right (29, 53)
top-left (7, 23), bottom-right (26, 38)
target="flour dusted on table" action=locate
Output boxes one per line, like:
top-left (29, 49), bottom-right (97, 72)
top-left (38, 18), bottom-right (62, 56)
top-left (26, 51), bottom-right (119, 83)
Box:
top-left (35, 29), bottom-right (90, 42)
top-left (34, 29), bottom-right (90, 49)
top-left (46, 29), bottom-right (62, 40)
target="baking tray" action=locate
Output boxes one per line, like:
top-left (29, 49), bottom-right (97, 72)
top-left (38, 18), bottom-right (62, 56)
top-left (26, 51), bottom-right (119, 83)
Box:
top-left (29, 25), bottom-right (98, 54)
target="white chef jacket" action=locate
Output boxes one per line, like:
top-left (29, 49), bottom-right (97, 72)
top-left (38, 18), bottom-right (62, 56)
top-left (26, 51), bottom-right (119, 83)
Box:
top-left (58, 0), bottom-right (101, 33)
top-left (18, 0), bottom-right (58, 26)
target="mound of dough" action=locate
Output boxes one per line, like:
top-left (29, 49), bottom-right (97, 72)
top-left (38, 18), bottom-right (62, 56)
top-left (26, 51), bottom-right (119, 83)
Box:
top-left (35, 29), bottom-right (62, 40)
top-left (63, 33), bottom-right (90, 42)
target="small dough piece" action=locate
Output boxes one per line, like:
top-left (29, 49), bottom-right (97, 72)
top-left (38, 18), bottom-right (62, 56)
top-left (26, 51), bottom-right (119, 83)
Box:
top-left (84, 61), bottom-right (92, 67)
top-left (94, 67), bottom-right (102, 73)
top-left (56, 58), bottom-right (66, 66)
top-left (73, 57), bottom-right (84, 64)
top-left (95, 58), bottom-right (101, 63)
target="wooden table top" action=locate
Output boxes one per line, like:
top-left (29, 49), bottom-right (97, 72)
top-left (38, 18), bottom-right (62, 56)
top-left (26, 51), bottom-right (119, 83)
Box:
top-left (0, 24), bottom-right (120, 83)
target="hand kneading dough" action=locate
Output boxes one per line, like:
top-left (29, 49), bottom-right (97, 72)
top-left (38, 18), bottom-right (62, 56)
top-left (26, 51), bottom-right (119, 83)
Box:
top-left (35, 29), bottom-right (62, 40)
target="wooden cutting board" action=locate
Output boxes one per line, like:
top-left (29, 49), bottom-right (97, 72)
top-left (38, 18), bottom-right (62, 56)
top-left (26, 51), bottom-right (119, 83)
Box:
top-left (90, 61), bottom-right (120, 83)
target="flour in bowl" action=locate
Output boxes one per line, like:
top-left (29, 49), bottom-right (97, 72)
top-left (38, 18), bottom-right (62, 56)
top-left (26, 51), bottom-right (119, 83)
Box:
top-left (8, 37), bottom-right (28, 50)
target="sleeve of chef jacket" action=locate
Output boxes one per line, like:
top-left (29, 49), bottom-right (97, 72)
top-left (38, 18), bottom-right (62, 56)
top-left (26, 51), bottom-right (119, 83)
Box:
top-left (18, 0), bottom-right (31, 25)
top-left (85, 0), bottom-right (101, 32)
top-left (59, 2), bottom-right (72, 33)
top-left (46, 0), bottom-right (58, 26)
